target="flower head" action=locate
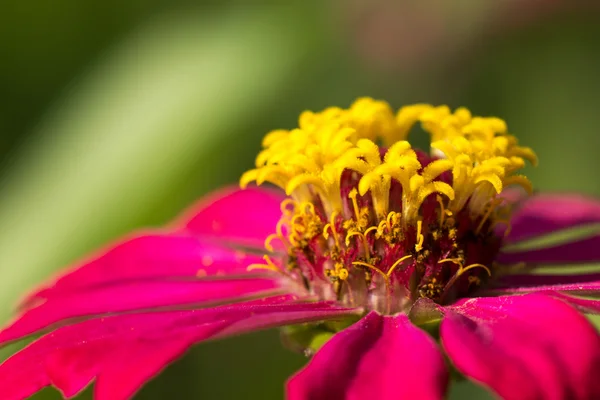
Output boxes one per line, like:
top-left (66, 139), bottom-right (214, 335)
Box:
top-left (240, 99), bottom-right (537, 314)
top-left (1, 98), bottom-right (600, 400)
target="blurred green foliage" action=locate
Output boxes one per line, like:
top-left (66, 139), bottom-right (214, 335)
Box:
top-left (1, 1), bottom-right (599, 399)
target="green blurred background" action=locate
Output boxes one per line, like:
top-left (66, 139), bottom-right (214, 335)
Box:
top-left (1, 1), bottom-right (600, 399)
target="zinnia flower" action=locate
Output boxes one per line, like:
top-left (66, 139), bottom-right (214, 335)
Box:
top-left (1, 98), bottom-right (600, 400)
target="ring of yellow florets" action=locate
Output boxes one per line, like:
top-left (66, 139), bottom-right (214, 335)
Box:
top-left (242, 98), bottom-right (537, 313)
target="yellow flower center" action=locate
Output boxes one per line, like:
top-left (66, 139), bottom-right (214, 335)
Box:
top-left (242, 98), bottom-right (537, 312)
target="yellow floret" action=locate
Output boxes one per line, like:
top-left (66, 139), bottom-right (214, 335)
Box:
top-left (241, 98), bottom-right (537, 227)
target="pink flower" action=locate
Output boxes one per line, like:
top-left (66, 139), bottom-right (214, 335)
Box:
top-left (1, 99), bottom-right (600, 400)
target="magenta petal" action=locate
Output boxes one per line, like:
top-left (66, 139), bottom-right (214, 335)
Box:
top-left (93, 329), bottom-right (218, 400)
top-left (53, 322), bottom-right (228, 400)
top-left (498, 234), bottom-right (600, 265)
top-left (46, 325), bottom-right (225, 400)
top-left (0, 278), bottom-right (284, 345)
top-left (175, 186), bottom-right (286, 248)
top-left (0, 296), bottom-right (359, 400)
top-left (484, 273), bottom-right (600, 296)
top-left (506, 193), bottom-right (600, 243)
top-left (287, 312), bottom-right (448, 400)
top-left (548, 292), bottom-right (600, 314)
top-left (441, 294), bottom-right (600, 400)
top-left (22, 232), bottom-right (267, 307)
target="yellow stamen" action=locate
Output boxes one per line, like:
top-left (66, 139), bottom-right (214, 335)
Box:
top-left (364, 226), bottom-right (378, 238)
top-left (247, 255), bottom-right (284, 273)
top-left (415, 220), bottom-right (424, 252)
top-left (438, 258), bottom-right (464, 266)
top-left (264, 233), bottom-right (280, 253)
top-left (345, 231), bottom-right (371, 259)
top-left (264, 219), bottom-right (291, 252)
top-left (246, 254), bottom-right (284, 273)
top-left (378, 219), bottom-right (388, 234)
top-left (290, 214), bottom-right (306, 232)
top-left (352, 261), bottom-right (388, 283)
top-left (387, 211), bottom-right (400, 230)
top-left (436, 195), bottom-right (452, 226)
top-left (439, 257), bottom-right (491, 299)
top-left (386, 255), bottom-right (413, 277)
top-left (323, 211), bottom-right (340, 245)
top-left (348, 189), bottom-right (361, 222)
top-left (461, 263), bottom-right (492, 276)
top-left (280, 198), bottom-right (297, 216)
top-left (301, 201), bottom-right (315, 215)
top-left (247, 263), bottom-right (280, 273)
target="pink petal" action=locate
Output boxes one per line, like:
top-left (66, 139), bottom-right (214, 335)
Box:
top-left (506, 193), bottom-right (600, 243)
top-left (93, 329), bottom-right (219, 400)
top-left (483, 272), bottom-right (600, 296)
top-left (0, 295), bottom-right (359, 400)
top-left (441, 294), bottom-right (600, 400)
top-left (548, 292), bottom-right (600, 314)
top-left (49, 324), bottom-right (226, 399)
top-left (22, 232), bottom-right (268, 307)
top-left (174, 186), bottom-right (286, 248)
top-left (287, 312), bottom-right (448, 400)
top-left (498, 234), bottom-right (600, 265)
top-left (0, 278), bottom-right (285, 345)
